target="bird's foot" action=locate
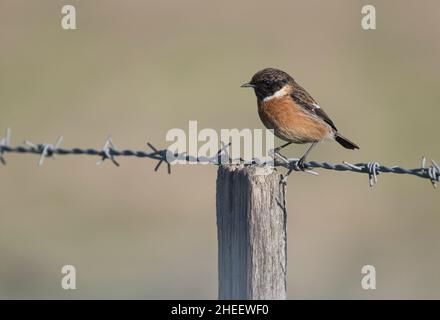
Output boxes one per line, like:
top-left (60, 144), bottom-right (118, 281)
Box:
top-left (293, 157), bottom-right (319, 176)
top-left (279, 158), bottom-right (319, 185)
top-left (295, 157), bottom-right (307, 171)
top-left (273, 146), bottom-right (284, 154)
top-left (270, 149), bottom-right (290, 164)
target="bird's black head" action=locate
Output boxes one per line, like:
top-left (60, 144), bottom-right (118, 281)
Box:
top-left (241, 68), bottom-right (294, 101)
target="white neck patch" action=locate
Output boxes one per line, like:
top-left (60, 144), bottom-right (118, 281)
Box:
top-left (262, 85), bottom-right (290, 102)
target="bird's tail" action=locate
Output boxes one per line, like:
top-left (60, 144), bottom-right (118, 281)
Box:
top-left (335, 133), bottom-right (359, 150)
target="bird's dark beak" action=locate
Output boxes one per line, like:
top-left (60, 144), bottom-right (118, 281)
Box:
top-left (241, 82), bottom-right (255, 88)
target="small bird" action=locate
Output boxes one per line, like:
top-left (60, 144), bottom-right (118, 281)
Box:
top-left (241, 68), bottom-right (359, 170)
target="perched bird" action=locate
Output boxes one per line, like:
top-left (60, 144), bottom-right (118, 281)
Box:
top-left (241, 68), bottom-right (359, 170)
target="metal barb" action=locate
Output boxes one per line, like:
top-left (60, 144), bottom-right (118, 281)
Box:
top-left (0, 128), bottom-right (11, 165)
top-left (96, 136), bottom-right (119, 167)
top-left (295, 161), bottom-right (319, 176)
top-left (146, 143), bottom-right (171, 174)
top-left (422, 157), bottom-right (439, 188)
top-left (366, 162), bottom-right (380, 187)
top-left (152, 158), bottom-right (172, 174)
top-left (27, 136), bottom-right (64, 166)
top-left (343, 161), bottom-right (363, 171)
top-left (146, 142), bottom-right (160, 156)
top-left (0, 129), bottom-right (438, 188)
top-left (279, 157), bottom-right (319, 185)
top-left (285, 158), bottom-right (319, 176)
top-left (421, 156), bottom-right (427, 170)
top-left (215, 142), bottom-right (232, 165)
top-left (431, 160), bottom-right (440, 188)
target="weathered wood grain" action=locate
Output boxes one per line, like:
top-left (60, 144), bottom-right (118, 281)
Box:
top-left (216, 164), bottom-right (287, 300)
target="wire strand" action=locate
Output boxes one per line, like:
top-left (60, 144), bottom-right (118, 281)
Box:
top-left (0, 129), bottom-right (438, 188)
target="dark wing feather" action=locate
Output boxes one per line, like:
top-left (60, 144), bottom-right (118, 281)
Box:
top-left (290, 84), bottom-right (338, 131)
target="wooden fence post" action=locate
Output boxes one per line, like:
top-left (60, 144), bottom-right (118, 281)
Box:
top-left (216, 164), bottom-right (287, 300)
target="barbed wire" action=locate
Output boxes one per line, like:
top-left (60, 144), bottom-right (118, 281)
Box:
top-left (0, 128), bottom-right (438, 188)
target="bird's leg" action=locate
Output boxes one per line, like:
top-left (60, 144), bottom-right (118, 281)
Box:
top-left (279, 142), bottom-right (319, 183)
top-left (296, 142), bottom-right (317, 171)
top-left (274, 141), bottom-right (292, 154)
top-left (270, 142), bottom-right (293, 168)
top-left (271, 142), bottom-right (293, 163)
top-left (274, 151), bottom-right (290, 164)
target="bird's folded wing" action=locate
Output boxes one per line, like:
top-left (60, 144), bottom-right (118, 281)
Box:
top-left (290, 85), bottom-right (338, 131)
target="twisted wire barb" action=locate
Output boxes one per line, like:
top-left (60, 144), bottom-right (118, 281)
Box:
top-left (0, 129), bottom-right (438, 188)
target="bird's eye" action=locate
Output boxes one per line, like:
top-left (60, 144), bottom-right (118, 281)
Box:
top-left (263, 80), bottom-right (270, 86)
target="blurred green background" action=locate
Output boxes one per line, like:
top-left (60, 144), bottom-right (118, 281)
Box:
top-left (0, 0), bottom-right (439, 299)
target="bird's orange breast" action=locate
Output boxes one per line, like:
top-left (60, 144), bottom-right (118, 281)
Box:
top-left (258, 96), bottom-right (333, 144)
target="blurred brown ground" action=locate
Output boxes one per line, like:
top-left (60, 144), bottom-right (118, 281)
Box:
top-left (0, 0), bottom-right (439, 299)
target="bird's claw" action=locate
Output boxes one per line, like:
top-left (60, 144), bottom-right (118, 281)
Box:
top-left (293, 158), bottom-right (319, 176)
top-left (295, 157), bottom-right (306, 171)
